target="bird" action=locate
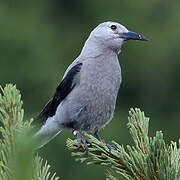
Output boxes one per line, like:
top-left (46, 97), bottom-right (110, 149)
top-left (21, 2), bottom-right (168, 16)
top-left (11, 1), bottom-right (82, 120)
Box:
top-left (35, 21), bottom-right (147, 149)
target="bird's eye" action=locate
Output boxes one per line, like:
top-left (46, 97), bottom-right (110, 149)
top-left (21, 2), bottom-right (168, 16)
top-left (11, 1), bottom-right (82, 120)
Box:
top-left (110, 25), bottom-right (117, 30)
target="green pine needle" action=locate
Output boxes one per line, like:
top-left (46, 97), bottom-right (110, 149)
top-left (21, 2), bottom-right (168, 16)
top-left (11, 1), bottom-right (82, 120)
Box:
top-left (0, 84), bottom-right (59, 180)
top-left (67, 108), bottom-right (180, 180)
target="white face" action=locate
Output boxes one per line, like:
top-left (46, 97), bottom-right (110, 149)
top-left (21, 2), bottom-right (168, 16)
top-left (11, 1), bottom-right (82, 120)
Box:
top-left (90, 21), bottom-right (129, 52)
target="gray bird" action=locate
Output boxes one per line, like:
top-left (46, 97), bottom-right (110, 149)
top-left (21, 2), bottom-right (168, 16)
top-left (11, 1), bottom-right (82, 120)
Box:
top-left (35, 21), bottom-right (147, 148)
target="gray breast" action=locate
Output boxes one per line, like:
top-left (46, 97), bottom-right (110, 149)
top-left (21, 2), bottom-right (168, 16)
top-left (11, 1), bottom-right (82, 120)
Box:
top-left (59, 55), bottom-right (122, 133)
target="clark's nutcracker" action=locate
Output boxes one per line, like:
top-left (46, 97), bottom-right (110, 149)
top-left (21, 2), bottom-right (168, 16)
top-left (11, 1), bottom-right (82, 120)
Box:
top-left (35, 21), bottom-right (147, 148)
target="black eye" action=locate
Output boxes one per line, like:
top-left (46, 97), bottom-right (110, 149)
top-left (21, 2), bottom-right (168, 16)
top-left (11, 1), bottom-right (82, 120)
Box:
top-left (111, 25), bottom-right (117, 30)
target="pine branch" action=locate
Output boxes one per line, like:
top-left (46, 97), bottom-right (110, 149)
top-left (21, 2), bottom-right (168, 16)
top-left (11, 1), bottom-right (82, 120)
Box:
top-left (0, 84), bottom-right (59, 180)
top-left (66, 108), bottom-right (180, 180)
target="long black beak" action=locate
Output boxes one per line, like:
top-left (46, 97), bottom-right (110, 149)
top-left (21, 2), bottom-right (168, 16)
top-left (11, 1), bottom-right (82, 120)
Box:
top-left (119, 31), bottom-right (148, 41)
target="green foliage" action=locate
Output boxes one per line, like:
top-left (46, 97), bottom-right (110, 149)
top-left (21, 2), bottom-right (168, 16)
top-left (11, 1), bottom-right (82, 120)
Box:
top-left (67, 108), bottom-right (180, 180)
top-left (1, 1), bottom-right (180, 178)
top-left (0, 83), bottom-right (179, 180)
top-left (0, 84), bottom-right (59, 180)
top-left (1, 1), bottom-right (180, 179)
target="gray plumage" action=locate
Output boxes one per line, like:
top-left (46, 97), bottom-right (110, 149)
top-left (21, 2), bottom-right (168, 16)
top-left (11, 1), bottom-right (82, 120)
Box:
top-left (35, 21), bottom-right (147, 148)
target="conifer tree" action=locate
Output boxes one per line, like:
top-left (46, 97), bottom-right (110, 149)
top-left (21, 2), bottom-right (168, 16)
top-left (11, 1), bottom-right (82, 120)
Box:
top-left (0, 84), bottom-right (59, 180)
top-left (67, 108), bottom-right (180, 180)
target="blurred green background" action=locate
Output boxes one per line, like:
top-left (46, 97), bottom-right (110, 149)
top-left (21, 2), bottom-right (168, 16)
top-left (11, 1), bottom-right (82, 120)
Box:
top-left (0, 0), bottom-right (180, 179)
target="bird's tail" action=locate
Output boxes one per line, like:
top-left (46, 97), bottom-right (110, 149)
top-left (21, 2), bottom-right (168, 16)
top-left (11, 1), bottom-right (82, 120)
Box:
top-left (34, 117), bottom-right (62, 149)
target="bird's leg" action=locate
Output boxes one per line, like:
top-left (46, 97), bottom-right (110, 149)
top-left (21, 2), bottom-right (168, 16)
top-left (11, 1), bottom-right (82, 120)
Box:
top-left (94, 131), bottom-right (103, 142)
top-left (71, 129), bottom-right (91, 149)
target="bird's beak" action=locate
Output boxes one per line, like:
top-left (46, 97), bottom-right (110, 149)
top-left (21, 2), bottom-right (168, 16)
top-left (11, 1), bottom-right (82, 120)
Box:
top-left (119, 31), bottom-right (148, 41)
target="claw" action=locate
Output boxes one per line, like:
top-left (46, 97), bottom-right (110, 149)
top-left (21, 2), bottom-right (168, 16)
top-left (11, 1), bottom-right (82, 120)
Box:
top-left (106, 143), bottom-right (117, 153)
top-left (73, 130), bottom-right (91, 149)
top-left (94, 131), bottom-right (117, 153)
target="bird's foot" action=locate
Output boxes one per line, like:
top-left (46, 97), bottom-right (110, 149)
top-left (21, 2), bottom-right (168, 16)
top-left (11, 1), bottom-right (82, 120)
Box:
top-left (106, 143), bottom-right (118, 153)
top-left (72, 130), bottom-right (91, 149)
top-left (94, 132), bottom-right (117, 153)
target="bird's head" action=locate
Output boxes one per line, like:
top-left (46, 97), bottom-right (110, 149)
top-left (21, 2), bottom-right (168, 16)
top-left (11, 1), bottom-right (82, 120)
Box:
top-left (89, 21), bottom-right (148, 54)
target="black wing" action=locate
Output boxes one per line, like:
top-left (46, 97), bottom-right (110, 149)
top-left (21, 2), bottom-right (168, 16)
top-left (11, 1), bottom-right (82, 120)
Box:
top-left (36, 63), bottom-right (82, 120)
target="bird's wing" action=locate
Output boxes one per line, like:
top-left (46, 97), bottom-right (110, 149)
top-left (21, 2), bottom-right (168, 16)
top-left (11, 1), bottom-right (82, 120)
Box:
top-left (36, 63), bottom-right (83, 120)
